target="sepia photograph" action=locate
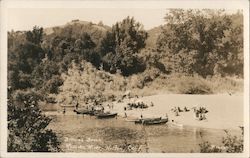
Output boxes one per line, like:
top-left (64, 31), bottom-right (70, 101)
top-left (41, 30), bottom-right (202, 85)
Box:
top-left (0, 0), bottom-right (249, 157)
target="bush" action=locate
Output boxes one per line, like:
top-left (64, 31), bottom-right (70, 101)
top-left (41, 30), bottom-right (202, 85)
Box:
top-left (222, 129), bottom-right (243, 153)
top-left (8, 89), bottom-right (61, 152)
top-left (208, 76), bottom-right (243, 94)
top-left (199, 128), bottom-right (243, 153)
top-left (172, 75), bottom-right (213, 94)
top-left (199, 141), bottom-right (222, 153)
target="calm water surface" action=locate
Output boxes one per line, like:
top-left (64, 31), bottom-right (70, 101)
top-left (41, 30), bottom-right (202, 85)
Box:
top-left (47, 114), bottom-right (240, 153)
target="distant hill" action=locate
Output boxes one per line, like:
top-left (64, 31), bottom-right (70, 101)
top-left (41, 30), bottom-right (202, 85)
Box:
top-left (145, 25), bottom-right (163, 48)
top-left (44, 19), bottom-right (110, 36)
top-left (44, 20), bottom-right (163, 49)
top-left (42, 19), bottom-right (111, 47)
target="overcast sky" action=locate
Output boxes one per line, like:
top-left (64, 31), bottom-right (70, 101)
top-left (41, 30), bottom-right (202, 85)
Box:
top-left (7, 8), bottom-right (166, 31)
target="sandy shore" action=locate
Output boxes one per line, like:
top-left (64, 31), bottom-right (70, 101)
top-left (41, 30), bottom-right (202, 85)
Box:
top-left (44, 93), bottom-right (243, 130)
top-left (111, 93), bottom-right (243, 130)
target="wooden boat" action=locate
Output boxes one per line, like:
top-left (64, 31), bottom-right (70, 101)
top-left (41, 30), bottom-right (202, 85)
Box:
top-left (74, 109), bottom-right (92, 114)
top-left (89, 110), bottom-right (103, 116)
top-left (143, 118), bottom-right (168, 125)
top-left (134, 117), bottom-right (162, 124)
top-left (95, 112), bottom-right (118, 119)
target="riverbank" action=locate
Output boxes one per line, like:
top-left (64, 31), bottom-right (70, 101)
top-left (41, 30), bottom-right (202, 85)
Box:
top-left (111, 93), bottom-right (243, 130)
top-left (44, 93), bottom-right (243, 130)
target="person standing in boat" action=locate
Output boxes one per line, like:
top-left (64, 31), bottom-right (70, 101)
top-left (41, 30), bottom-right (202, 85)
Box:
top-left (124, 112), bottom-right (127, 118)
top-left (75, 100), bottom-right (79, 110)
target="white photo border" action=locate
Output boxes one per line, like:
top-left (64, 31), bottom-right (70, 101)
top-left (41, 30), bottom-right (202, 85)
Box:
top-left (0, 0), bottom-right (249, 158)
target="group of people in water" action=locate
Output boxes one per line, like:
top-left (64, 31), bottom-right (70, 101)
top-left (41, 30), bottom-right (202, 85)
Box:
top-left (193, 106), bottom-right (209, 120)
top-left (171, 106), bottom-right (190, 116)
top-left (127, 101), bottom-right (150, 110)
top-left (62, 97), bottom-right (115, 115)
top-left (84, 102), bottom-right (114, 113)
top-left (171, 105), bottom-right (209, 121)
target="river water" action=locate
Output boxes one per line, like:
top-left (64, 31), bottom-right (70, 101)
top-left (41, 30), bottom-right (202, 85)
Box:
top-left (47, 114), bottom-right (240, 153)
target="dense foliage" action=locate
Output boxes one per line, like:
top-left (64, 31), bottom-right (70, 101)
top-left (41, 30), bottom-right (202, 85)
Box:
top-left (157, 9), bottom-right (243, 77)
top-left (199, 128), bottom-right (243, 153)
top-left (100, 16), bottom-right (148, 76)
top-left (8, 27), bottom-right (62, 152)
top-left (8, 89), bottom-right (61, 152)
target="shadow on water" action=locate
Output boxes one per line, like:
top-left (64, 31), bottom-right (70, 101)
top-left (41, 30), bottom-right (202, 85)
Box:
top-left (47, 114), bottom-right (238, 153)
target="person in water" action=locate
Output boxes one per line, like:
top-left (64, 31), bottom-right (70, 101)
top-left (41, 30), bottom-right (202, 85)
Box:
top-left (175, 110), bottom-right (179, 116)
top-left (63, 107), bottom-right (66, 114)
top-left (150, 102), bottom-right (154, 107)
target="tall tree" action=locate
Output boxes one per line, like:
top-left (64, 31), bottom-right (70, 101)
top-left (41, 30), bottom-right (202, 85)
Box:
top-left (100, 16), bottom-right (147, 75)
top-left (157, 9), bottom-right (243, 77)
top-left (8, 27), bottom-right (45, 90)
top-left (26, 26), bottom-right (43, 45)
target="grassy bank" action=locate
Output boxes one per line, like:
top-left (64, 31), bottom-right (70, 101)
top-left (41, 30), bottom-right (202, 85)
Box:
top-left (52, 62), bottom-right (243, 108)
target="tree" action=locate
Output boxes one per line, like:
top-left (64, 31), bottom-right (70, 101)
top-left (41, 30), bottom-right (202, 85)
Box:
top-left (31, 61), bottom-right (62, 93)
top-left (8, 89), bottom-right (61, 152)
top-left (157, 9), bottom-right (243, 77)
top-left (26, 26), bottom-right (43, 45)
top-left (100, 16), bottom-right (148, 76)
top-left (44, 75), bottom-right (63, 94)
top-left (8, 27), bottom-right (45, 90)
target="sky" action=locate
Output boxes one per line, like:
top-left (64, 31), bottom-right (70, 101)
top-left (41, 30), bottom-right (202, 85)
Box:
top-left (7, 8), bottom-right (166, 31)
top-left (5, 0), bottom-right (246, 32)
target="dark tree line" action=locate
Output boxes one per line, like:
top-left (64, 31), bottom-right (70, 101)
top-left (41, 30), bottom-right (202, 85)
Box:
top-left (8, 26), bottom-right (61, 152)
top-left (156, 9), bottom-right (243, 77)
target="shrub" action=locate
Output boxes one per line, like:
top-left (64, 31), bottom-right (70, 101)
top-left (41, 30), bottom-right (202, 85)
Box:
top-left (173, 75), bottom-right (213, 94)
top-left (222, 129), bottom-right (243, 153)
top-left (199, 141), bottom-right (222, 153)
top-left (199, 128), bottom-right (243, 153)
top-left (8, 89), bottom-right (61, 152)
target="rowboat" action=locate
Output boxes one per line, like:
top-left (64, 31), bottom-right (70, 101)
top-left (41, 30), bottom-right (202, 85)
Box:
top-left (74, 109), bottom-right (92, 114)
top-left (142, 118), bottom-right (168, 125)
top-left (134, 117), bottom-right (162, 124)
top-left (95, 112), bottom-right (118, 119)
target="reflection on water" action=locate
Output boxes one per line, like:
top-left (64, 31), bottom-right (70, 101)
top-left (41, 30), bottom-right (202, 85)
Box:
top-left (47, 114), bottom-right (239, 153)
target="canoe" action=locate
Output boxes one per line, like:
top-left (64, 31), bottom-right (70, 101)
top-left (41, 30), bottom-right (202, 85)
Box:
top-left (74, 109), bottom-right (92, 114)
top-left (95, 112), bottom-right (118, 119)
top-left (143, 118), bottom-right (168, 125)
top-left (134, 117), bottom-right (162, 124)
